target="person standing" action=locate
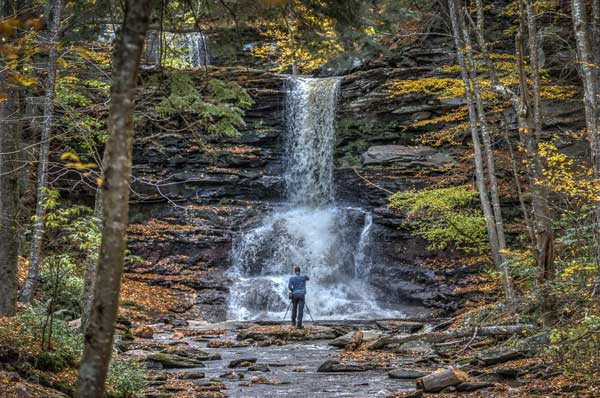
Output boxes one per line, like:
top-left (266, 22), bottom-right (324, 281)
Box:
top-left (288, 266), bottom-right (309, 328)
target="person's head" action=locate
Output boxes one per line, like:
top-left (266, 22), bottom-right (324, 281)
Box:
top-left (294, 266), bottom-right (301, 275)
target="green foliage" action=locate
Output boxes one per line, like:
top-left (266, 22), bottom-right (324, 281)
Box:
top-left (155, 72), bottom-right (254, 138)
top-left (39, 255), bottom-right (84, 319)
top-left (389, 185), bottom-right (488, 253)
top-left (16, 303), bottom-right (82, 371)
top-left (549, 315), bottom-right (600, 384)
top-left (107, 359), bottom-right (147, 398)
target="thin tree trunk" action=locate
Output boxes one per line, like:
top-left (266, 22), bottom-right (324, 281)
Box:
top-left (74, 1), bottom-right (151, 397)
top-left (448, 0), bottom-right (504, 287)
top-left (572, 0), bottom-right (600, 266)
top-left (459, 5), bottom-right (514, 303)
top-left (0, 94), bottom-right (20, 317)
top-left (20, 0), bottom-right (64, 304)
top-left (81, 188), bottom-right (102, 332)
top-left (0, 0), bottom-right (23, 317)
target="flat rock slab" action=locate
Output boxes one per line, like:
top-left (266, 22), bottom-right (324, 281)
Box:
top-left (476, 348), bottom-right (525, 366)
top-left (388, 369), bottom-right (430, 379)
top-left (361, 145), bottom-right (454, 167)
top-left (147, 353), bottom-right (206, 369)
top-left (237, 325), bottom-right (339, 341)
top-left (328, 330), bottom-right (382, 348)
top-left (376, 320), bottom-right (424, 334)
top-left (228, 358), bottom-right (257, 368)
top-left (317, 359), bottom-right (367, 373)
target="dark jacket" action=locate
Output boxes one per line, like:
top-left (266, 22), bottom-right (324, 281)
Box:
top-left (288, 274), bottom-right (309, 296)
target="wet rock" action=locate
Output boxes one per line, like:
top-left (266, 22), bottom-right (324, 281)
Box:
top-left (133, 325), bottom-right (154, 339)
top-left (237, 325), bottom-right (338, 341)
top-left (328, 330), bottom-right (382, 348)
top-left (228, 358), bottom-right (257, 368)
top-left (386, 391), bottom-right (423, 398)
top-left (388, 369), bottom-right (430, 379)
top-left (219, 371), bottom-right (244, 380)
top-left (248, 364), bottom-right (271, 372)
top-left (148, 353), bottom-right (206, 369)
top-left (160, 345), bottom-right (220, 361)
top-left (376, 320), bottom-right (424, 333)
top-left (396, 340), bottom-right (433, 355)
top-left (456, 382), bottom-right (496, 392)
top-left (476, 348), bottom-right (525, 366)
top-left (176, 371), bottom-right (206, 380)
top-left (317, 359), bottom-right (366, 373)
top-left (360, 145), bottom-right (454, 168)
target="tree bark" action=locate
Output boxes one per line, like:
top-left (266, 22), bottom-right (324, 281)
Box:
top-left (0, 92), bottom-right (20, 317)
top-left (572, 0), bottom-right (600, 265)
top-left (448, 0), bottom-right (513, 302)
top-left (460, 4), bottom-right (513, 304)
top-left (20, 0), bottom-right (64, 304)
top-left (74, 1), bottom-right (151, 397)
top-left (0, 0), bottom-right (23, 317)
top-left (80, 188), bottom-right (102, 332)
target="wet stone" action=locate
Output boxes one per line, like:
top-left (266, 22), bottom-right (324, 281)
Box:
top-left (317, 359), bottom-right (367, 373)
top-left (228, 358), bottom-right (257, 368)
top-left (388, 369), bottom-right (430, 379)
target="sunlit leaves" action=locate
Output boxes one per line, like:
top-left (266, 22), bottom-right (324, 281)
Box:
top-left (389, 185), bottom-right (487, 253)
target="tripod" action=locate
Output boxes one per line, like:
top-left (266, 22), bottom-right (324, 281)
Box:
top-left (282, 299), bottom-right (315, 323)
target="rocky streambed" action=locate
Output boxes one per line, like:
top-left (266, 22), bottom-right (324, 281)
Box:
top-left (117, 318), bottom-right (587, 398)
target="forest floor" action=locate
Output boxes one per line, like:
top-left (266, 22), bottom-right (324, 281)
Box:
top-left (114, 315), bottom-right (595, 398)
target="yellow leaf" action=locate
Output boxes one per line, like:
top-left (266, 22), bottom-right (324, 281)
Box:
top-left (60, 152), bottom-right (80, 162)
top-left (96, 177), bottom-right (104, 187)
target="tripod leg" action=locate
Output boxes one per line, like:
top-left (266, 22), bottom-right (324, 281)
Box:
top-left (304, 302), bottom-right (315, 323)
top-left (283, 301), bottom-right (292, 321)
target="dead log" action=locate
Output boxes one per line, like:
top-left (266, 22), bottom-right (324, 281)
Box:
top-left (344, 330), bottom-right (364, 351)
top-left (416, 367), bottom-right (469, 393)
top-left (367, 324), bottom-right (536, 350)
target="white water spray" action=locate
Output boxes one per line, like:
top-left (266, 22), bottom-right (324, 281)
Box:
top-left (228, 77), bottom-right (403, 320)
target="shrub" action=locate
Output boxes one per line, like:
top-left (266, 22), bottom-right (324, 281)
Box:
top-left (549, 315), bottom-right (600, 385)
top-left (107, 359), bottom-right (146, 398)
top-left (16, 303), bottom-right (82, 371)
top-left (39, 254), bottom-right (84, 319)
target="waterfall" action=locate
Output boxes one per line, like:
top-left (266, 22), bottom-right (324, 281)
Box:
top-left (143, 32), bottom-right (211, 67)
top-left (228, 77), bottom-right (403, 320)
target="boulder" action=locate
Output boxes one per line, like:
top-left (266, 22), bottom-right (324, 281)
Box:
top-left (220, 371), bottom-right (244, 380)
top-left (248, 364), bottom-right (271, 372)
top-left (456, 382), bottom-right (495, 392)
top-left (176, 371), bottom-right (206, 380)
top-left (228, 358), bottom-right (257, 368)
top-left (360, 145), bottom-right (454, 168)
top-left (161, 346), bottom-right (221, 361)
top-left (328, 330), bottom-right (382, 348)
top-left (475, 348), bottom-right (525, 366)
top-left (388, 369), bottom-right (430, 379)
top-left (317, 359), bottom-right (366, 373)
top-left (376, 320), bottom-right (424, 334)
top-left (147, 353), bottom-right (206, 369)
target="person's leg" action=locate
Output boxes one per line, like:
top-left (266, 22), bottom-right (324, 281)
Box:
top-left (291, 297), bottom-right (298, 327)
top-left (297, 297), bottom-right (305, 327)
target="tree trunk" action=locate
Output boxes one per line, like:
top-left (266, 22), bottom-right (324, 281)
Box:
top-left (0, 0), bottom-right (23, 317)
top-left (20, 0), bottom-right (64, 304)
top-left (81, 188), bottom-right (102, 332)
top-left (448, 0), bottom-right (511, 301)
top-left (0, 93), bottom-right (20, 317)
top-left (572, 0), bottom-right (600, 266)
top-left (74, 1), bottom-right (151, 397)
top-left (459, 4), bottom-right (513, 304)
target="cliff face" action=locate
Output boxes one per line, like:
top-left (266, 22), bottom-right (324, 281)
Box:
top-left (126, 41), bottom-right (585, 321)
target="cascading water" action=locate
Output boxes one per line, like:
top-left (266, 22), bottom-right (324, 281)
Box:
top-left (228, 77), bottom-right (403, 320)
top-left (144, 32), bottom-right (211, 67)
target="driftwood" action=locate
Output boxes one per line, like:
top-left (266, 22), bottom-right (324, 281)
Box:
top-left (416, 367), bottom-right (469, 392)
top-left (367, 324), bottom-right (536, 350)
top-left (344, 330), bottom-right (364, 351)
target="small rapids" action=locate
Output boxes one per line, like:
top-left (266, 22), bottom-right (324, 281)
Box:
top-left (228, 77), bottom-right (406, 320)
